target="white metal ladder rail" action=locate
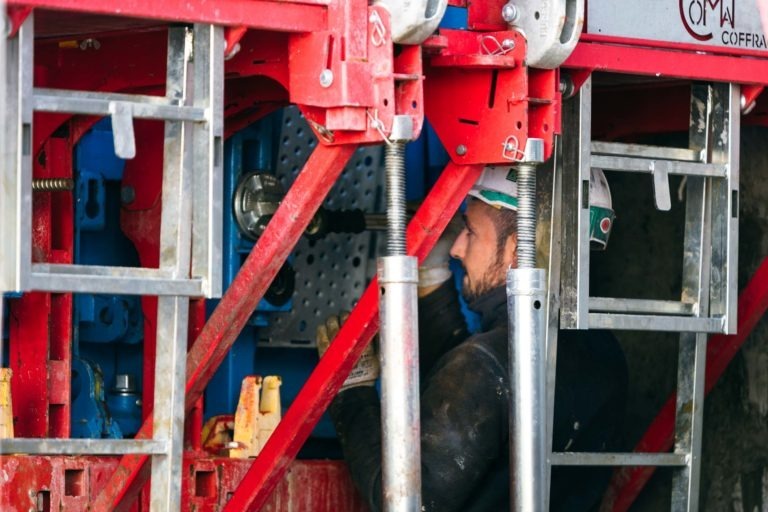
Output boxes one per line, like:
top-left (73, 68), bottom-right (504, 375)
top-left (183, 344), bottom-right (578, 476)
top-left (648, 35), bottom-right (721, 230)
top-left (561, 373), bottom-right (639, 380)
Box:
top-left (0, 14), bottom-right (224, 511)
top-left (543, 77), bottom-right (740, 511)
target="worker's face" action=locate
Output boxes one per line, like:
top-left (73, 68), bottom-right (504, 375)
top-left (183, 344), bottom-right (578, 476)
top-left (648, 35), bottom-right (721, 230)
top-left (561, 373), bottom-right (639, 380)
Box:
top-left (450, 200), bottom-right (517, 303)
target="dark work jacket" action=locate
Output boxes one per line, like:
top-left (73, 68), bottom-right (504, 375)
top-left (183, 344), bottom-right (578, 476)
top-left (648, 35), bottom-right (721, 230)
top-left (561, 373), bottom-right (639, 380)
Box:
top-left (329, 281), bottom-right (627, 512)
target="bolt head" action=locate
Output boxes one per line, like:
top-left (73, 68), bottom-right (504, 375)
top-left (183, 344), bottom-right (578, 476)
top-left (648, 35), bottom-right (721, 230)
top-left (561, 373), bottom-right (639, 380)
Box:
top-left (456, 144), bottom-right (468, 156)
top-left (319, 69), bottom-right (334, 88)
top-left (121, 186), bottom-right (136, 205)
top-left (501, 3), bottom-right (519, 23)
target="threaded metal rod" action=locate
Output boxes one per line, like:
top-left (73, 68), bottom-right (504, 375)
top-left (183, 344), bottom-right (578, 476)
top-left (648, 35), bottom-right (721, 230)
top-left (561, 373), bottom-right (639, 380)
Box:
top-left (516, 163), bottom-right (537, 268)
top-left (385, 143), bottom-right (407, 256)
top-left (32, 178), bottom-right (74, 192)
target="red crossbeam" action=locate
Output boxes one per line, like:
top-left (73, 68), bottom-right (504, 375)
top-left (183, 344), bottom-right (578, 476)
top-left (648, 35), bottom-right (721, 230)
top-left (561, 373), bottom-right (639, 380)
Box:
top-left (602, 256), bottom-right (768, 511)
top-left (7, 0), bottom-right (327, 33)
top-left (565, 42), bottom-right (768, 85)
top-left (92, 143), bottom-right (357, 511)
top-left (223, 161), bottom-right (484, 511)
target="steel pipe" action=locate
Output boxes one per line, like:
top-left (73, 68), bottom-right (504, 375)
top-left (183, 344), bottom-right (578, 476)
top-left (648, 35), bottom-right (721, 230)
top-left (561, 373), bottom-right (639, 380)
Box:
top-left (379, 256), bottom-right (421, 512)
top-left (507, 267), bottom-right (547, 512)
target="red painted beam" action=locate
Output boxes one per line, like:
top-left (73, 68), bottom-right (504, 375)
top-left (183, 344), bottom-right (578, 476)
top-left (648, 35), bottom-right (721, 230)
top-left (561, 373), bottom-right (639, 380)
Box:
top-left (564, 42), bottom-right (768, 85)
top-left (602, 257), bottom-right (768, 511)
top-left (224, 161), bottom-right (484, 512)
top-left (92, 143), bottom-right (357, 511)
top-left (8, 0), bottom-right (327, 33)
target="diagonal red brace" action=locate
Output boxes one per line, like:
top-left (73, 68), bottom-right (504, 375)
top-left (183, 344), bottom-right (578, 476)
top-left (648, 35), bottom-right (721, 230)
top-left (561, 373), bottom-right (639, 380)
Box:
top-left (92, 143), bottom-right (357, 512)
top-left (223, 161), bottom-right (484, 511)
top-left (602, 256), bottom-right (768, 512)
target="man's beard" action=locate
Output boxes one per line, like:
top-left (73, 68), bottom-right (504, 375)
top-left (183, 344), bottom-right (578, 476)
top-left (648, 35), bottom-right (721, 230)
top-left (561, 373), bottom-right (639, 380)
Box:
top-left (461, 260), bottom-right (506, 303)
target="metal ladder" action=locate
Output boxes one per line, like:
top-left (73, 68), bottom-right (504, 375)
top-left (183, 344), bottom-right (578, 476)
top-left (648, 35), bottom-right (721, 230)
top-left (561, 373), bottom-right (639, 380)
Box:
top-left (0, 14), bottom-right (224, 510)
top-left (542, 77), bottom-right (740, 510)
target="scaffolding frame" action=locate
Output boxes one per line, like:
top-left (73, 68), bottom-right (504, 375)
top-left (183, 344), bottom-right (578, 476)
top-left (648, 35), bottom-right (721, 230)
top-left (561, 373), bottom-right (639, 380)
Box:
top-left (2, 0), bottom-right (768, 510)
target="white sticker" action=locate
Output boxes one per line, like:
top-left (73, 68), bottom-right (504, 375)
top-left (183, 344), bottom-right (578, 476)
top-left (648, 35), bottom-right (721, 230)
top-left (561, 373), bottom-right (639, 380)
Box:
top-left (587, 0), bottom-right (768, 52)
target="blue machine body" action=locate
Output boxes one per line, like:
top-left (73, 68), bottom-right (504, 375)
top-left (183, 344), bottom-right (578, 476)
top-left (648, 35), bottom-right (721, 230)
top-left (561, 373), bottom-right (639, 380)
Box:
top-left (71, 119), bottom-right (144, 438)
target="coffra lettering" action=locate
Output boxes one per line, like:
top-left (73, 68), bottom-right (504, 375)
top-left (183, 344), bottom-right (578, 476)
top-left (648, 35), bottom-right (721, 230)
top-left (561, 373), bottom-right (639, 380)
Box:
top-left (721, 30), bottom-right (768, 48)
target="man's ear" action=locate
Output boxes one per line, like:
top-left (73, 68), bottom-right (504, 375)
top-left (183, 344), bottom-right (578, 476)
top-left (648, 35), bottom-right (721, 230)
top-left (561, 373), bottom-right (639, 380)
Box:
top-left (504, 233), bottom-right (518, 269)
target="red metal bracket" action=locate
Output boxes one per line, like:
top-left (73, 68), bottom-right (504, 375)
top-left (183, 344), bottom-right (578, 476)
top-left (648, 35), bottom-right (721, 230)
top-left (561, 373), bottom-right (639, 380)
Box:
top-left (601, 256), bottom-right (768, 511)
top-left (295, 6), bottom-right (424, 145)
top-left (6, 5), bottom-right (33, 37)
top-left (223, 160), bottom-right (485, 511)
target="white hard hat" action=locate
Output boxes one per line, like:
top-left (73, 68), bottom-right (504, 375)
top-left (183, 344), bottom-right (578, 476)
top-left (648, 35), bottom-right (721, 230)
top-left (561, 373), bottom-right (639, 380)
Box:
top-left (468, 165), bottom-right (615, 250)
top-left (468, 166), bottom-right (519, 211)
top-left (588, 167), bottom-right (615, 250)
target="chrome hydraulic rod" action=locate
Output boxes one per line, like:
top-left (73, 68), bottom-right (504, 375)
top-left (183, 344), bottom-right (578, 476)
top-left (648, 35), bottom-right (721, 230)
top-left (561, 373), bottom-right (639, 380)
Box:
top-left (378, 116), bottom-right (422, 512)
top-left (508, 139), bottom-right (547, 511)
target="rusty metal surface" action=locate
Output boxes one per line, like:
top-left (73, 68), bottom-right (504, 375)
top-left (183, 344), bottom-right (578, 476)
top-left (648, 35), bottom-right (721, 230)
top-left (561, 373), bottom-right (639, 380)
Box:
top-left (0, 455), bottom-right (367, 511)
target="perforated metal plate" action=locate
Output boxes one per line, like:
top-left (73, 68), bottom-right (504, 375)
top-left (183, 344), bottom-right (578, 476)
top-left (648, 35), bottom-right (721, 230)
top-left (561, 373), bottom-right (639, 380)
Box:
top-left (259, 107), bottom-right (384, 347)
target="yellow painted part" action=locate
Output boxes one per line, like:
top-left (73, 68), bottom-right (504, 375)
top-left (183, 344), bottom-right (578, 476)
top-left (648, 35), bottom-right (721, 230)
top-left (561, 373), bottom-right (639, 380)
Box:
top-left (0, 368), bottom-right (14, 439)
top-left (257, 376), bottom-right (282, 452)
top-left (230, 376), bottom-right (262, 459)
top-left (230, 375), bottom-right (282, 458)
top-left (260, 376), bottom-right (282, 414)
top-left (201, 415), bottom-right (234, 453)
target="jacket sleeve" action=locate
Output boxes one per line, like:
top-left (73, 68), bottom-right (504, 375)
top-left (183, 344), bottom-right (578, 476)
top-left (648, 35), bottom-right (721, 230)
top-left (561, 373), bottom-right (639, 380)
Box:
top-left (329, 335), bottom-right (508, 512)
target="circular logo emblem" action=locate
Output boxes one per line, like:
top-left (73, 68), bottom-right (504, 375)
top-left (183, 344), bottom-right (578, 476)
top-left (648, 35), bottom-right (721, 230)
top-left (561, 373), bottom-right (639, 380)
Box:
top-left (600, 218), bottom-right (612, 234)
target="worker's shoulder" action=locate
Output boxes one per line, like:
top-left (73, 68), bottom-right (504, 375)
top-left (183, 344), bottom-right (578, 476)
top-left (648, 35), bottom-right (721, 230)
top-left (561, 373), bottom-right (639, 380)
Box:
top-left (437, 327), bottom-right (508, 378)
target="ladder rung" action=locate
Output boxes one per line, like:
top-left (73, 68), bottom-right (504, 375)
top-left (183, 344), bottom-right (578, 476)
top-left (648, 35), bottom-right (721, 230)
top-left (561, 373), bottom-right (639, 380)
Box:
top-left (591, 142), bottom-right (701, 162)
top-left (550, 452), bottom-right (687, 467)
top-left (33, 88), bottom-right (206, 122)
top-left (591, 155), bottom-right (726, 178)
top-left (0, 438), bottom-right (168, 455)
top-left (29, 264), bottom-right (203, 296)
top-left (588, 313), bottom-right (722, 333)
top-left (589, 297), bottom-right (695, 316)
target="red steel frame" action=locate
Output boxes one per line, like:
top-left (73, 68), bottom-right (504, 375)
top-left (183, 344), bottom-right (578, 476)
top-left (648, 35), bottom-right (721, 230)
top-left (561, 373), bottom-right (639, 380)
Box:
top-left (5, 0), bottom-right (768, 510)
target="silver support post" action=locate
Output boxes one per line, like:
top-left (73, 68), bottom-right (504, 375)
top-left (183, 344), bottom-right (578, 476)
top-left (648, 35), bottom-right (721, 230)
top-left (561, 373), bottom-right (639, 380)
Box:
top-left (705, 83), bottom-right (740, 334)
top-left (543, 136), bottom-right (564, 509)
top-left (1, 13), bottom-right (33, 293)
top-left (149, 26), bottom-right (194, 511)
top-left (560, 78), bottom-right (592, 330)
top-left (508, 138), bottom-right (547, 512)
top-left (669, 82), bottom-right (721, 511)
top-left (378, 117), bottom-right (421, 512)
top-left (0, 3), bottom-right (5, 302)
top-left (671, 331), bottom-right (707, 510)
top-left (507, 268), bottom-right (547, 512)
top-left (191, 24), bottom-right (224, 298)
top-left (378, 256), bottom-right (421, 512)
